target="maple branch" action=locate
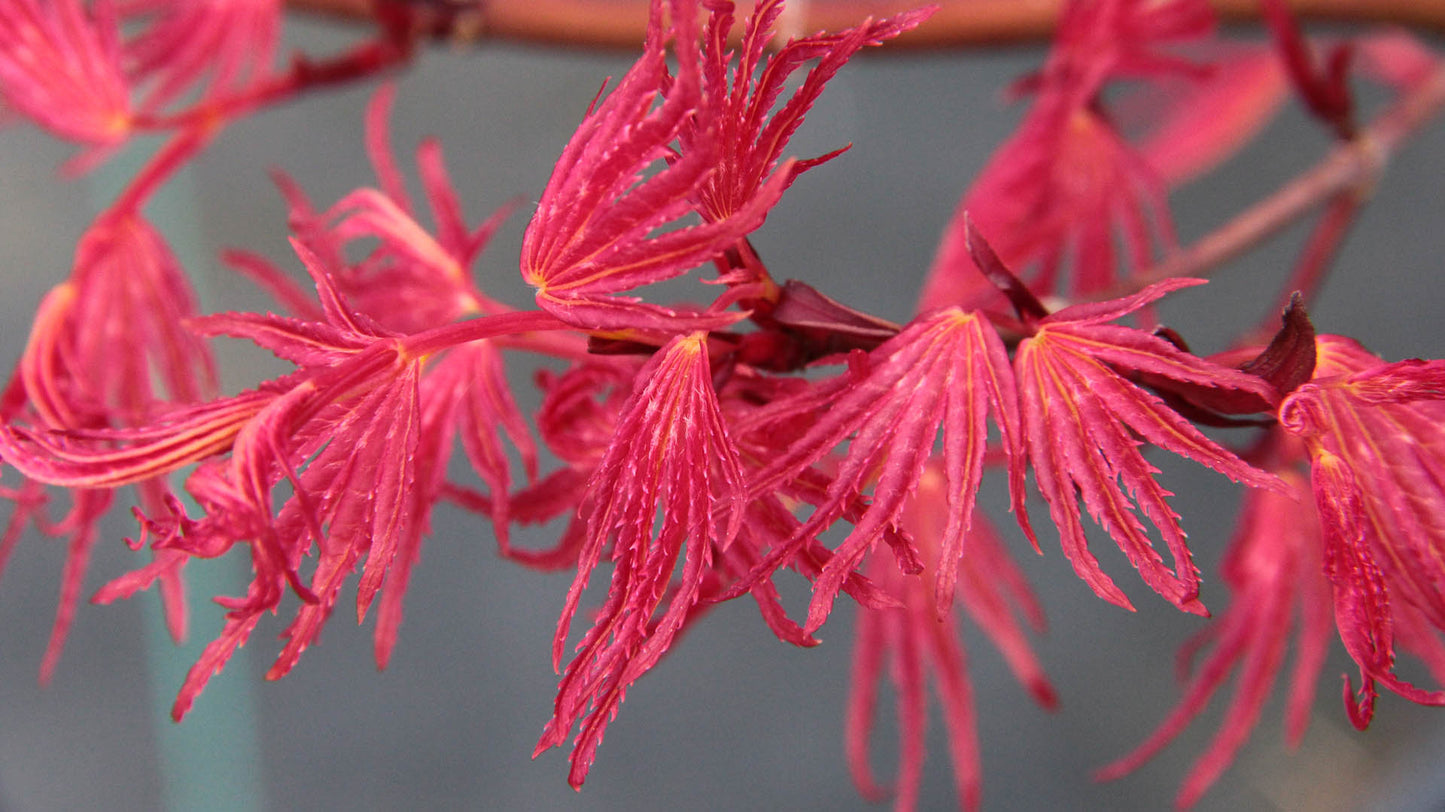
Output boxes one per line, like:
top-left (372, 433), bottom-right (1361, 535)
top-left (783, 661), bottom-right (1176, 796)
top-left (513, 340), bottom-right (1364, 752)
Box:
top-left (1108, 62), bottom-right (1445, 300)
top-left (287, 0), bottom-right (1445, 49)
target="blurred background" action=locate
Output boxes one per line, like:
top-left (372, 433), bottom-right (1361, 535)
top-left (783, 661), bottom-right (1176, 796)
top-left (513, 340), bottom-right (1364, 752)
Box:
top-left (2, 10), bottom-right (1444, 811)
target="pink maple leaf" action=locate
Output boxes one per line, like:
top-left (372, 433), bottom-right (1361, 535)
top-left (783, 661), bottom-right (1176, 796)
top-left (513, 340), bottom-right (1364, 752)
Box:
top-left (1134, 44), bottom-right (1288, 187)
top-left (1102, 331), bottom-right (1445, 804)
top-left (924, 101), bottom-right (1172, 312)
top-left (154, 251), bottom-right (435, 716)
top-left (518, 0), bottom-right (784, 332)
top-left (16, 214), bottom-right (215, 433)
top-left (3, 238), bottom-right (562, 715)
top-left (118, 0), bottom-right (281, 113)
top-left (1278, 334), bottom-right (1445, 726)
top-left (686, 0), bottom-right (931, 224)
top-left (0, 0), bottom-right (131, 154)
top-left (227, 84), bottom-right (520, 334)
top-left (1049, 0), bottom-right (1215, 86)
top-left (536, 332), bottom-right (745, 788)
top-left (414, 341), bottom-right (538, 556)
top-left (740, 305), bottom-right (1026, 634)
top-left (1096, 451), bottom-right (1333, 808)
top-left (1015, 278), bottom-right (1281, 614)
top-left (0, 211), bottom-right (215, 678)
top-left (178, 242), bottom-right (555, 683)
top-left (847, 461), bottom-right (1055, 812)
top-left (920, 0), bottom-right (1218, 312)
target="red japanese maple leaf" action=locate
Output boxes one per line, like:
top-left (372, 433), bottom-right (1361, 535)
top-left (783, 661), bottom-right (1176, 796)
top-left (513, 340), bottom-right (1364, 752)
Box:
top-left (0, 0), bottom-right (131, 153)
top-left (739, 305), bottom-right (1026, 634)
top-left (518, 0), bottom-right (787, 332)
top-left (1015, 278), bottom-right (1282, 614)
top-left (536, 332), bottom-right (745, 788)
top-left (0, 210), bottom-right (216, 679)
top-left (1102, 328), bottom-right (1445, 805)
top-left (227, 84), bottom-right (519, 335)
top-left (1278, 334), bottom-right (1445, 725)
top-left (847, 462), bottom-right (1055, 812)
top-left (2, 238), bottom-right (562, 715)
top-left (685, 0), bottom-right (930, 224)
top-left (920, 0), bottom-right (1220, 312)
top-left (1097, 452), bottom-right (1333, 808)
top-left (119, 0), bottom-right (281, 113)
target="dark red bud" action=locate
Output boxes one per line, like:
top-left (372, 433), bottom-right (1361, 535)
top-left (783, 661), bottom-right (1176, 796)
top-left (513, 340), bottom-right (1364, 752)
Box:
top-left (1241, 292), bottom-right (1317, 396)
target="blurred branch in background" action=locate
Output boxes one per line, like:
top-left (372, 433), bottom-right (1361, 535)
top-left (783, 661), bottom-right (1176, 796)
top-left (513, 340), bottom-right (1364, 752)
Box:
top-left (285, 0), bottom-right (1445, 50)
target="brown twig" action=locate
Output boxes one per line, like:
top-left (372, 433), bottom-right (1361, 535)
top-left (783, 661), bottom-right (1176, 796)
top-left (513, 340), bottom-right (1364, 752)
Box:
top-left (286, 0), bottom-right (1445, 50)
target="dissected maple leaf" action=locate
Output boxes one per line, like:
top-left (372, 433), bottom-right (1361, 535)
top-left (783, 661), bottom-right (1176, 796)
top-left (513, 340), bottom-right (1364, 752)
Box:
top-left (1, 237), bottom-right (562, 716)
top-left (228, 84), bottom-right (517, 334)
top-left (319, 84), bottom-right (518, 329)
top-left (536, 332), bottom-right (745, 788)
top-left (741, 306), bottom-right (1026, 633)
top-left (685, 0), bottom-right (931, 223)
top-left (16, 213), bottom-right (215, 433)
top-left (1278, 335), bottom-right (1445, 726)
top-left (0, 210), bottom-right (216, 678)
top-left (921, 0), bottom-right (1221, 312)
top-left (0, 0), bottom-right (132, 152)
top-left (924, 95), bottom-right (1176, 311)
top-left (1104, 334), bottom-right (1445, 804)
top-left (1135, 44), bottom-right (1288, 186)
top-left (1046, 0), bottom-right (1215, 92)
top-left (7, 243), bottom-right (419, 714)
top-left (847, 461), bottom-right (1054, 812)
top-left (118, 0), bottom-right (281, 113)
top-left (1015, 278), bottom-right (1281, 614)
top-left (418, 340), bottom-right (538, 555)
top-left (519, 0), bottom-right (784, 332)
top-left (1097, 451), bottom-right (1333, 808)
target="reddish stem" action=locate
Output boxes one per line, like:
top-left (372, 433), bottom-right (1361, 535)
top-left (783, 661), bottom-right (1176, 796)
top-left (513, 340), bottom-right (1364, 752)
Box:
top-left (402, 310), bottom-right (574, 358)
top-left (106, 128), bottom-right (216, 217)
top-left (134, 38), bottom-right (411, 132)
top-left (1101, 62), bottom-right (1445, 301)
